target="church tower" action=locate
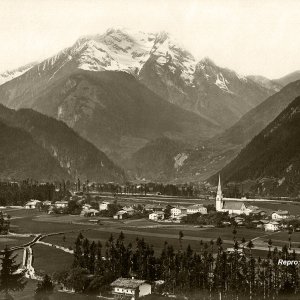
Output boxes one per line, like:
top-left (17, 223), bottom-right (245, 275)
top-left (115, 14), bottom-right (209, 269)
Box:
top-left (216, 174), bottom-right (223, 211)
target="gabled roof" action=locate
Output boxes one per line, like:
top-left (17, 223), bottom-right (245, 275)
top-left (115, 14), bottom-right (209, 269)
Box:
top-left (150, 211), bottom-right (164, 215)
top-left (223, 201), bottom-right (245, 210)
top-left (171, 206), bottom-right (187, 210)
top-left (187, 204), bottom-right (204, 209)
top-left (266, 221), bottom-right (280, 225)
top-left (273, 210), bottom-right (289, 215)
top-left (115, 210), bottom-right (127, 215)
top-left (111, 278), bottom-right (146, 288)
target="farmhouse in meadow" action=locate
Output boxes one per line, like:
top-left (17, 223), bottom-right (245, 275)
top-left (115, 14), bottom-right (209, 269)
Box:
top-left (111, 278), bottom-right (151, 300)
top-left (24, 199), bottom-right (41, 209)
top-left (272, 210), bottom-right (289, 220)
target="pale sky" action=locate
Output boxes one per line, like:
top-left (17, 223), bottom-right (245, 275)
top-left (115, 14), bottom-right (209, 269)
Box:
top-left (0, 0), bottom-right (299, 78)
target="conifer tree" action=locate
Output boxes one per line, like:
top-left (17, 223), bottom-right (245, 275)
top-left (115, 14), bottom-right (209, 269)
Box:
top-left (34, 275), bottom-right (54, 300)
top-left (0, 246), bottom-right (26, 300)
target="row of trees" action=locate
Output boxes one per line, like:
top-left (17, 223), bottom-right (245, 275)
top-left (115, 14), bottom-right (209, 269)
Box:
top-left (52, 231), bottom-right (300, 299)
top-left (91, 182), bottom-right (209, 197)
top-left (0, 180), bottom-right (68, 206)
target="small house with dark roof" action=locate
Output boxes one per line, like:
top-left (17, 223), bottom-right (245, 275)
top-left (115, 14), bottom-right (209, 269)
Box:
top-left (111, 277), bottom-right (151, 299)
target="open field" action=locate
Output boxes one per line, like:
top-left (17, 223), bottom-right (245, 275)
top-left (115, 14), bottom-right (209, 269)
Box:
top-left (33, 244), bottom-right (73, 275)
top-left (0, 235), bottom-right (32, 249)
top-left (8, 279), bottom-right (99, 300)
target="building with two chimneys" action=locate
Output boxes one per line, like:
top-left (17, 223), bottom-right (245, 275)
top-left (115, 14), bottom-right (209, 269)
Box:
top-left (216, 175), bottom-right (253, 215)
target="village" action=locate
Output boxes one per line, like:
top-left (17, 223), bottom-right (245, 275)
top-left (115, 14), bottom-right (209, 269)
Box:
top-left (0, 177), bottom-right (300, 300)
top-left (21, 176), bottom-right (300, 235)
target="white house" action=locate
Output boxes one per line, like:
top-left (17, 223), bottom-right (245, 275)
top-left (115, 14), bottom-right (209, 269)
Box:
top-left (272, 210), bottom-right (289, 220)
top-left (113, 210), bottom-right (127, 220)
top-left (111, 278), bottom-right (151, 300)
top-left (149, 211), bottom-right (164, 221)
top-left (24, 200), bottom-right (41, 209)
top-left (171, 206), bottom-right (187, 218)
top-left (80, 208), bottom-right (99, 217)
top-left (99, 201), bottom-right (110, 211)
top-left (264, 221), bottom-right (280, 232)
top-left (187, 204), bottom-right (207, 215)
top-left (54, 201), bottom-right (68, 209)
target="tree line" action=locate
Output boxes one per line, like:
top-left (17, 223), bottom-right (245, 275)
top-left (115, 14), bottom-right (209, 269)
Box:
top-left (52, 231), bottom-right (300, 299)
top-left (0, 180), bottom-right (69, 206)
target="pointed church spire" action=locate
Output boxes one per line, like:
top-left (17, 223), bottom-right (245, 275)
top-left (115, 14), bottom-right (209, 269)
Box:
top-left (217, 174), bottom-right (222, 196)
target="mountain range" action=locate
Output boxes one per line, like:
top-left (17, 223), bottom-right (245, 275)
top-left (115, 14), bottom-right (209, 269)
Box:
top-left (0, 28), bottom-right (299, 185)
top-left (0, 29), bottom-right (282, 165)
top-left (0, 29), bottom-right (280, 129)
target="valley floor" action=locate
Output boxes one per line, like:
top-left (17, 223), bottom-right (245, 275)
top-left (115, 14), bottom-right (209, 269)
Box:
top-left (1, 201), bottom-right (300, 299)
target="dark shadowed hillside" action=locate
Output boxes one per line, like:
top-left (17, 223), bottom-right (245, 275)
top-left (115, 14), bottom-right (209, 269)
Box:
top-left (0, 104), bottom-right (126, 182)
top-left (0, 121), bottom-right (68, 181)
top-left (210, 96), bottom-right (300, 196)
top-left (0, 70), bottom-right (218, 163)
top-left (128, 137), bottom-right (185, 181)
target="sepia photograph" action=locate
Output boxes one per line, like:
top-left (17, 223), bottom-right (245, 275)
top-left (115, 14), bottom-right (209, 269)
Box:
top-left (0, 0), bottom-right (300, 299)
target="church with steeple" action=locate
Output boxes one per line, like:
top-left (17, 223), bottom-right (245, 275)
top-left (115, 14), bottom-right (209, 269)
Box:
top-left (216, 175), bottom-right (251, 215)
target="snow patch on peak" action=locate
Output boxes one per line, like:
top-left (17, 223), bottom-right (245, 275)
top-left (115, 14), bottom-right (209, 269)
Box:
top-left (235, 72), bottom-right (247, 82)
top-left (0, 63), bottom-right (36, 85)
top-left (215, 73), bottom-right (230, 92)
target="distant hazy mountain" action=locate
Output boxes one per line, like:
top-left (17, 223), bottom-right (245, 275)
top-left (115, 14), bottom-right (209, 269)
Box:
top-left (274, 70), bottom-right (300, 86)
top-left (0, 120), bottom-right (68, 181)
top-left (0, 104), bottom-right (125, 182)
top-left (0, 28), bottom-right (278, 131)
top-left (247, 75), bottom-right (282, 93)
top-left (210, 96), bottom-right (300, 196)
